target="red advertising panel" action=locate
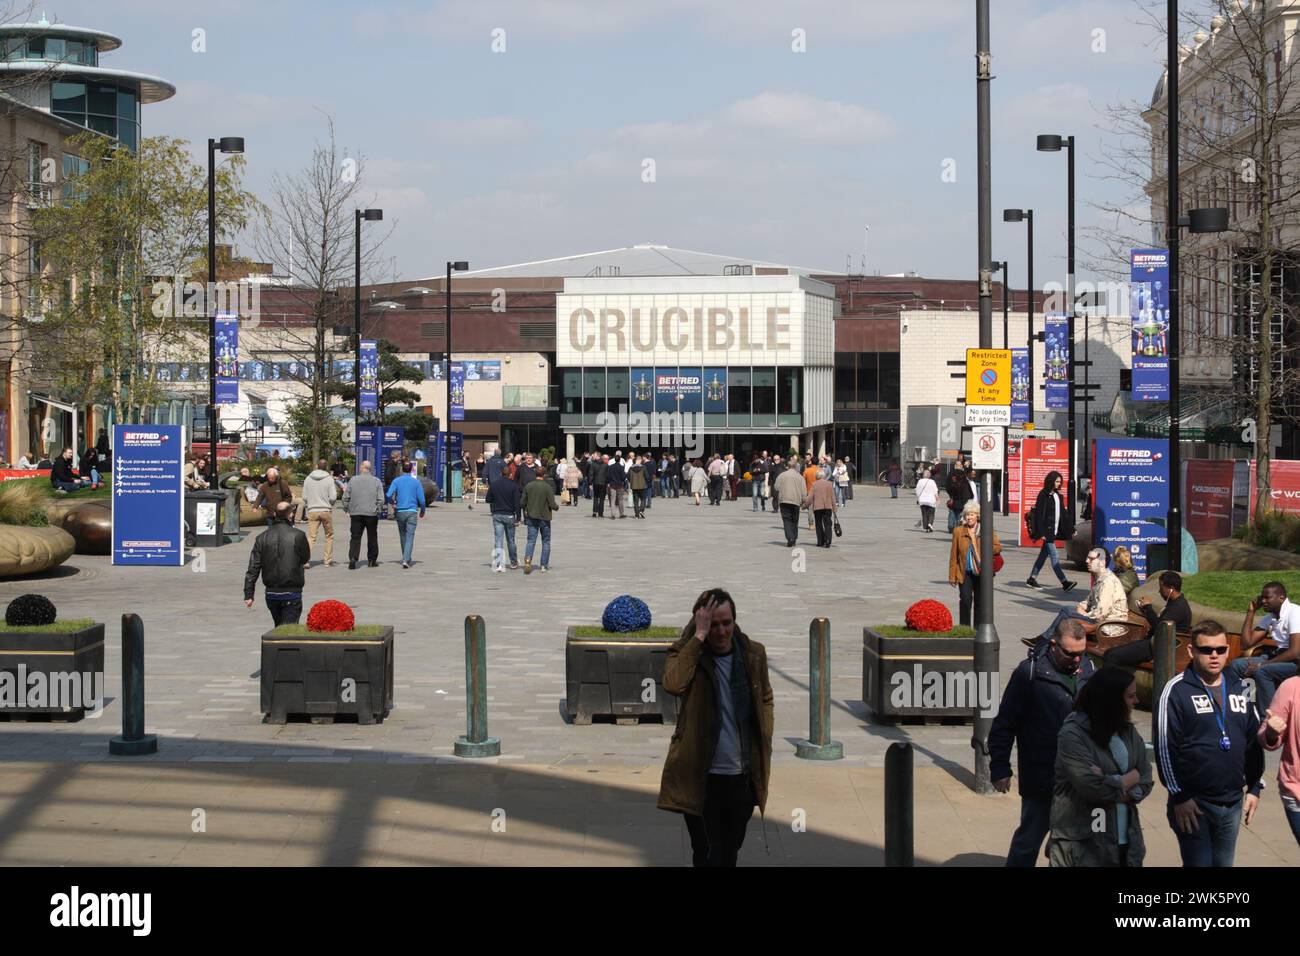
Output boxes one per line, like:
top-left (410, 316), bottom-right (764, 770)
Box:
top-left (0, 470), bottom-right (50, 481)
top-left (1249, 460), bottom-right (1300, 517)
top-left (1019, 438), bottom-right (1071, 546)
top-left (190, 442), bottom-right (241, 462)
top-left (1186, 459), bottom-right (1234, 540)
top-left (1007, 438), bottom-right (1022, 513)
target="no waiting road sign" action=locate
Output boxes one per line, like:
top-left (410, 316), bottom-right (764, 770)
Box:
top-left (965, 348), bottom-right (1012, 406)
top-left (972, 426), bottom-right (1004, 470)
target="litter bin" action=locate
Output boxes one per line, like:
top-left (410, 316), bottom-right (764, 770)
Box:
top-left (185, 490), bottom-right (226, 549)
top-left (220, 486), bottom-right (242, 539)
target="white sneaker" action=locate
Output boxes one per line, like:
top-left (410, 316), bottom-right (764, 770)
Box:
top-left (493, 565), bottom-right (505, 573)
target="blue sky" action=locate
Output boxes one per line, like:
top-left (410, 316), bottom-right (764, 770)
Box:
top-left (50, 0), bottom-right (1171, 286)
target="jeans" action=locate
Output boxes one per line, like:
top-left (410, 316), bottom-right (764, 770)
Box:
top-left (683, 773), bottom-right (756, 867)
top-left (1006, 795), bottom-right (1052, 866)
top-left (265, 595), bottom-right (302, 626)
top-left (395, 510), bottom-right (418, 564)
top-left (1228, 658), bottom-right (1299, 714)
top-left (671, 476), bottom-right (680, 497)
top-left (348, 515), bottom-right (378, 564)
top-left (890, 483), bottom-right (899, 498)
top-left (661, 476), bottom-right (670, 496)
top-left (1283, 794), bottom-right (1300, 848)
top-left (752, 482), bottom-right (766, 511)
top-left (1169, 796), bottom-right (1242, 867)
top-left (708, 475), bottom-right (723, 505)
top-left (52, 479), bottom-right (81, 492)
top-left (834, 483), bottom-right (846, 506)
top-left (780, 503), bottom-right (800, 546)
top-left (524, 517), bottom-right (551, 566)
top-left (1105, 637), bottom-right (1153, 668)
top-left (947, 506), bottom-right (959, 533)
top-left (492, 513), bottom-right (518, 567)
top-left (1030, 540), bottom-right (1069, 584)
top-left (608, 485), bottom-right (626, 518)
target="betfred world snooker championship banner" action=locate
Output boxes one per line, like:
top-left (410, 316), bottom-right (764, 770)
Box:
top-left (1092, 438), bottom-right (1169, 582)
top-left (1130, 248), bottom-right (1170, 401)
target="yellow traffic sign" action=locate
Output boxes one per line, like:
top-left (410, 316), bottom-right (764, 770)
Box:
top-left (965, 348), bottom-right (1012, 406)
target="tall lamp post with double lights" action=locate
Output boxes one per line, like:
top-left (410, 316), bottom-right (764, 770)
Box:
top-left (1035, 133), bottom-right (1079, 517)
top-left (207, 136), bottom-right (244, 485)
top-left (444, 260), bottom-right (469, 503)
top-left (353, 209), bottom-right (383, 433)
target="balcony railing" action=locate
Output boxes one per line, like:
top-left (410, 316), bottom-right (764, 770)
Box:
top-left (501, 385), bottom-right (550, 409)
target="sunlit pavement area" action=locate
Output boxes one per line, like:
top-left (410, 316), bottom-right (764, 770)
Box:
top-left (1, 484), bottom-right (1295, 865)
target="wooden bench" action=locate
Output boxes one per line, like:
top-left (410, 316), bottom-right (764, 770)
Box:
top-left (1087, 629), bottom-right (1278, 709)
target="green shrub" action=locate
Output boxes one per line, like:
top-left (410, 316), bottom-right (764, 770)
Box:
top-left (0, 479), bottom-right (50, 526)
top-left (1234, 510), bottom-right (1300, 554)
top-left (873, 625), bottom-right (976, 639)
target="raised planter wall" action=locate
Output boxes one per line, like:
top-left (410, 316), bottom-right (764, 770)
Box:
top-left (862, 627), bottom-right (977, 722)
top-left (0, 623), bottom-right (105, 720)
top-left (565, 626), bottom-right (678, 724)
top-left (260, 625), bottom-right (394, 724)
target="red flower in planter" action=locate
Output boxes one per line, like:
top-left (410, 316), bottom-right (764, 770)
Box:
top-left (904, 599), bottom-right (952, 633)
top-left (306, 600), bottom-right (355, 633)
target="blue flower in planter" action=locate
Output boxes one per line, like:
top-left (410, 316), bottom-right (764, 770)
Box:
top-left (602, 595), bottom-right (651, 633)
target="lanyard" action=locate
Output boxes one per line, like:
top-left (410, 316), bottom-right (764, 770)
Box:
top-left (1206, 680), bottom-right (1232, 751)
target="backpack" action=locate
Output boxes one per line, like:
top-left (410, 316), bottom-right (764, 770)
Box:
top-left (1024, 506), bottom-right (1039, 541)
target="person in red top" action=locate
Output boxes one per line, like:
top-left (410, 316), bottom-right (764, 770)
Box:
top-left (1260, 675), bottom-right (1300, 846)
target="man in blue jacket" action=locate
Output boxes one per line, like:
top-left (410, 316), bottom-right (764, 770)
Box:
top-left (989, 618), bottom-right (1093, 866)
top-left (1155, 620), bottom-right (1264, 867)
top-left (386, 462), bottom-right (426, 569)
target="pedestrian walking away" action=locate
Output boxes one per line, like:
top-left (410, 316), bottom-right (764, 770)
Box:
top-left (1155, 621), bottom-right (1264, 867)
top-left (886, 460), bottom-right (902, 499)
top-left (522, 465), bottom-right (559, 573)
top-left (589, 454), bottom-right (608, 518)
top-left (486, 472), bottom-right (523, 571)
top-left (606, 455), bottom-right (627, 518)
top-left (387, 462), bottom-right (427, 568)
top-left (914, 468), bottom-right (939, 532)
top-left (342, 460), bottom-right (385, 569)
top-left (302, 458), bottom-right (339, 567)
top-left (658, 589), bottom-right (774, 866)
top-left (772, 463), bottom-right (806, 548)
top-left (802, 468), bottom-right (837, 548)
top-left (990, 618), bottom-right (1094, 866)
top-left (243, 501), bottom-right (311, 625)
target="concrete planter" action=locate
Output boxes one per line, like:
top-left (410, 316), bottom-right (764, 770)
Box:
top-left (862, 627), bottom-right (977, 722)
top-left (0, 623), bottom-right (104, 720)
top-left (260, 625), bottom-right (394, 724)
top-left (565, 626), bottom-right (678, 725)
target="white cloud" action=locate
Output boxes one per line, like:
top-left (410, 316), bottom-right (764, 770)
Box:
top-left (725, 91), bottom-right (895, 144)
top-left (429, 115), bottom-right (542, 147)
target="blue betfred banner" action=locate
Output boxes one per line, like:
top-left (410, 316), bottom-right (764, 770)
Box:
top-left (703, 368), bottom-right (727, 414)
top-left (1043, 315), bottom-right (1069, 410)
top-left (214, 313), bottom-right (239, 405)
top-left (450, 362), bottom-right (465, 422)
top-left (659, 369), bottom-right (702, 413)
top-left (359, 340), bottom-right (379, 411)
top-left (355, 425), bottom-right (378, 467)
top-left (1092, 438), bottom-right (1169, 582)
top-left (111, 424), bottom-right (184, 566)
top-left (630, 368), bottom-right (654, 415)
top-left (1130, 248), bottom-right (1170, 401)
top-left (1011, 348), bottom-right (1030, 424)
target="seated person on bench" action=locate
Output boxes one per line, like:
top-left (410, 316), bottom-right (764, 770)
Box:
top-left (1104, 570), bottom-right (1192, 668)
top-left (1230, 580), bottom-right (1300, 714)
top-left (1026, 548), bottom-right (1131, 650)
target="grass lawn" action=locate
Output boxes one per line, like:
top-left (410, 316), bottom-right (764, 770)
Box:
top-left (1180, 570), bottom-right (1300, 613)
top-left (572, 625), bottom-right (681, 639)
top-left (268, 624), bottom-right (388, 638)
top-left (0, 618), bottom-right (96, 633)
top-left (872, 625), bottom-right (976, 639)
top-left (48, 485), bottom-right (111, 501)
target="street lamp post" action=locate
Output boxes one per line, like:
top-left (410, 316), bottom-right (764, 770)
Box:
top-left (1036, 133), bottom-right (1076, 515)
top-left (207, 136), bottom-right (244, 485)
top-left (1003, 208), bottom-right (1035, 424)
top-left (353, 209), bottom-right (383, 437)
top-left (993, 259), bottom-right (1010, 515)
top-left (444, 260), bottom-right (469, 504)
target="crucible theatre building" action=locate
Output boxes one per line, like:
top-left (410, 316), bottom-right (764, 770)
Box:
top-left (555, 271), bottom-right (835, 461)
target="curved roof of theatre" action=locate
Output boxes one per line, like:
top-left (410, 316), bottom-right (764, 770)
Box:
top-left (427, 244), bottom-right (844, 281)
top-left (0, 23), bottom-right (122, 51)
top-left (0, 62), bottom-right (175, 103)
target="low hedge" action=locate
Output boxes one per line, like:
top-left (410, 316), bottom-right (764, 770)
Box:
top-left (268, 624), bottom-right (387, 638)
top-left (871, 625), bottom-right (976, 639)
top-left (0, 618), bottom-right (95, 633)
top-left (572, 625), bottom-right (680, 639)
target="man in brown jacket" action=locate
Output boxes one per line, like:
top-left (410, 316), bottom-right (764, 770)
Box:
top-left (658, 589), bottom-right (774, 866)
top-left (802, 467), bottom-right (838, 548)
top-left (256, 467), bottom-right (294, 527)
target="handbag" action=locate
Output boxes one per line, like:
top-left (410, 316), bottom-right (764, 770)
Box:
top-left (560, 489), bottom-right (570, 504)
top-left (993, 553), bottom-right (1004, 574)
top-left (833, 514), bottom-right (843, 537)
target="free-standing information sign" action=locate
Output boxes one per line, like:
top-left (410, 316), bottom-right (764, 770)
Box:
top-left (355, 425), bottom-right (379, 468)
top-left (1130, 249), bottom-right (1170, 401)
top-left (111, 424), bottom-right (184, 566)
top-left (1186, 459), bottom-right (1235, 540)
top-left (1092, 438), bottom-right (1169, 582)
top-left (1019, 437), bottom-right (1071, 546)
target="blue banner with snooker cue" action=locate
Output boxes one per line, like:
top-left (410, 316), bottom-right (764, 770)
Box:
top-left (214, 313), bottom-right (239, 405)
top-left (359, 340), bottom-right (379, 412)
top-left (1043, 315), bottom-right (1069, 411)
top-left (450, 362), bottom-right (465, 422)
top-left (1130, 248), bottom-right (1170, 401)
top-left (1092, 438), bottom-right (1169, 582)
top-left (111, 424), bottom-right (184, 566)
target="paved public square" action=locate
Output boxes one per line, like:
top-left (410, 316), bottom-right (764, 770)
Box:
top-left (1, 484), bottom-right (1296, 865)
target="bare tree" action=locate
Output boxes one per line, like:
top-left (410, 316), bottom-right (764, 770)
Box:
top-left (254, 115), bottom-right (391, 463)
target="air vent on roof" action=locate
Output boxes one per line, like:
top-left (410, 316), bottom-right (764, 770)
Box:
top-left (723, 264), bottom-right (754, 276)
top-left (518, 322), bottom-right (553, 339)
top-left (585, 265), bottom-right (621, 276)
top-left (420, 321), bottom-right (447, 338)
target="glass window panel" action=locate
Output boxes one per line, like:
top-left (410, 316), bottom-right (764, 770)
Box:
top-left (858, 353), bottom-right (879, 406)
top-left (835, 352), bottom-right (855, 408)
top-left (778, 367), bottom-right (801, 415)
top-left (25, 37), bottom-right (44, 58)
top-left (752, 367), bottom-right (776, 423)
top-left (52, 81), bottom-right (85, 112)
top-left (607, 369), bottom-right (629, 400)
top-left (66, 40), bottom-right (81, 61)
top-left (87, 114), bottom-right (116, 137)
top-left (562, 370), bottom-right (582, 415)
top-left (88, 83), bottom-right (116, 116)
top-left (118, 121), bottom-right (137, 152)
top-left (117, 90), bottom-right (136, 119)
top-left (46, 38), bottom-right (65, 60)
top-left (879, 352), bottom-right (900, 409)
top-left (584, 369), bottom-right (605, 418)
top-left (728, 369), bottom-right (752, 414)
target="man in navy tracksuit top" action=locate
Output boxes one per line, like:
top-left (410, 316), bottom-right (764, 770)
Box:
top-left (1155, 621), bottom-right (1265, 867)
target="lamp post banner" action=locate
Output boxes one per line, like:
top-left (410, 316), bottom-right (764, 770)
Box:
top-left (1093, 438), bottom-right (1169, 582)
top-left (359, 340), bottom-right (379, 412)
top-left (1130, 248), bottom-right (1170, 402)
top-left (1011, 348), bottom-right (1030, 424)
top-left (1043, 315), bottom-right (1069, 410)
top-left (214, 313), bottom-right (239, 405)
top-left (450, 362), bottom-right (465, 422)
top-left (111, 424), bottom-right (184, 566)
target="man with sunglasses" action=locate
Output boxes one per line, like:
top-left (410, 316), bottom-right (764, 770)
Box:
top-left (1155, 621), bottom-right (1265, 867)
top-left (990, 618), bottom-right (1094, 866)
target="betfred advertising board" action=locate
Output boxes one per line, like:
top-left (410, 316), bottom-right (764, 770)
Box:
top-left (1093, 438), bottom-right (1169, 582)
top-left (1185, 459), bottom-right (1235, 541)
top-left (1249, 460), bottom-right (1300, 517)
top-left (1018, 438), bottom-right (1070, 546)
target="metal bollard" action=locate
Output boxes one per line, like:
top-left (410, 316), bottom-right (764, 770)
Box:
top-left (796, 617), bottom-right (843, 759)
top-left (109, 614), bottom-right (158, 756)
top-left (884, 741), bottom-right (914, 867)
top-left (454, 614), bottom-right (501, 757)
top-left (1151, 620), bottom-right (1178, 729)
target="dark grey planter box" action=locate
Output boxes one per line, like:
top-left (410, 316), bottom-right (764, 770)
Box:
top-left (0, 623), bottom-right (105, 721)
top-left (260, 625), bottom-right (394, 724)
top-left (862, 627), bottom-right (977, 722)
top-left (565, 626), bottom-right (678, 724)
